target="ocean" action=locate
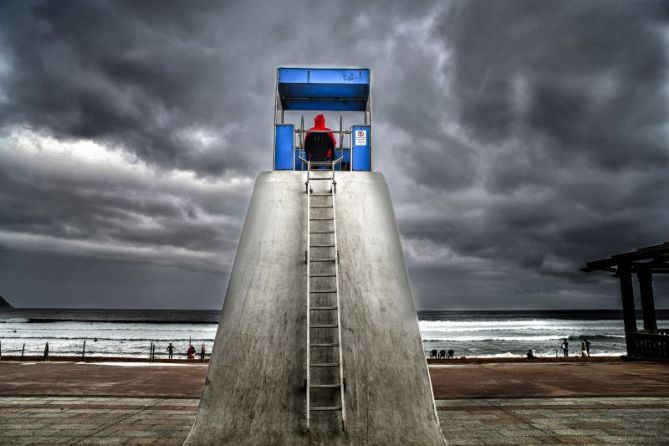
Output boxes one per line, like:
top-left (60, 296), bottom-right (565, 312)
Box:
top-left (419, 310), bottom-right (669, 358)
top-left (0, 309), bottom-right (666, 359)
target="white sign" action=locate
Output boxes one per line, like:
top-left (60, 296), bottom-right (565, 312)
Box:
top-left (354, 129), bottom-right (367, 146)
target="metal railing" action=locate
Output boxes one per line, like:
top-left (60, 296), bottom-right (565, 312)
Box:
top-left (295, 115), bottom-right (351, 172)
top-left (627, 330), bottom-right (669, 359)
top-left (299, 157), bottom-right (344, 193)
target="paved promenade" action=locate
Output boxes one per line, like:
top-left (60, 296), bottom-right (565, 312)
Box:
top-left (2, 360), bottom-right (668, 399)
top-left (0, 396), bottom-right (668, 445)
top-left (437, 397), bottom-right (669, 445)
top-left (0, 361), bottom-right (667, 445)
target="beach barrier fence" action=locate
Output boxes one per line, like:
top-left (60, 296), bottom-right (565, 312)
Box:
top-left (0, 338), bottom-right (210, 362)
top-left (627, 330), bottom-right (669, 360)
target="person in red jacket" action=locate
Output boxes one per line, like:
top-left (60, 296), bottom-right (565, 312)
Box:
top-left (305, 113), bottom-right (337, 160)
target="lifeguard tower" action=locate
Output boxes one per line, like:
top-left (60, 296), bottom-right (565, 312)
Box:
top-left (184, 68), bottom-right (445, 446)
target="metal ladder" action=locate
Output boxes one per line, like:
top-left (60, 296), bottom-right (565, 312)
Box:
top-left (304, 159), bottom-right (346, 432)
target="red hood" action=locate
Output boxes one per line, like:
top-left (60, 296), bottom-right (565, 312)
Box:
top-left (313, 114), bottom-right (326, 128)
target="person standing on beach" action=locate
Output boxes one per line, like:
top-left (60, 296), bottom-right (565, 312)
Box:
top-left (581, 341), bottom-right (587, 357)
top-left (167, 342), bottom-right (174, 360)
top-left (200, 343), bottom-right (206, 362)
top-left (560, 338), bottom-right (569, 357)
top-left (584, 338), bottom-right (591, 357)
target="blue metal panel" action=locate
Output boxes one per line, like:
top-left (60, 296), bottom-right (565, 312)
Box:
top-left (351, 126), bottom-right (371, 171)
top-left (278, 68), bottom-right (369, 85)
top-left (278, 68), bottom-right (308, 83)
top-left (294, 149), bottom-right (307, 171)
top-left (309, 69), bottom-right (369, 84)
top-left (277, 67), bottom-right (370, 112)
top-left (274, 124), bottom-right (294, 170)
top-left (279, 83), bottom-right (369, 100)
top-left (281, 98), bottom-right (368, 111)
top-left (334, 148), bottom-right (351, 171)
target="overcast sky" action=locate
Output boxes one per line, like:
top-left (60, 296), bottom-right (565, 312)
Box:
top-left (0, 0), bottom-right (667, 310)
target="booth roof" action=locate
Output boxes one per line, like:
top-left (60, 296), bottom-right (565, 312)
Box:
top-left (277, 67), bottom-right (370, 112)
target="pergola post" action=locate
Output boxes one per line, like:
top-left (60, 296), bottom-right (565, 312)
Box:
top-left (637, 267), bottom-right (657, 332)
top-left (618, 263), bottom-right (637, 336)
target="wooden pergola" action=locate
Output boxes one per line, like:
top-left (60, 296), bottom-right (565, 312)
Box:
top-left (582, 242), bottom-right (668, 359)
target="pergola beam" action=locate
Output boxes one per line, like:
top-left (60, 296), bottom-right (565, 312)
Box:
top-left (580, 242), bottom-right (669, 272)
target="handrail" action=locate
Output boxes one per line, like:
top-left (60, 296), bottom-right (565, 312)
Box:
top-left (295, 114), bottom-right (351, 172)
top-left (295, 129), bottom-right (352, 135)
top-left (305, 162), bottom-right (311, 429)
top-left (298, 157), bottom-right (343, 166)
top-left (330, 167), bottom-right (346, 431)
top-left (300, 115), bottom-right (305, 153)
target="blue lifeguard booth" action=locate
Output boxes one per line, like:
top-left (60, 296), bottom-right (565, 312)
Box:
top-left (273, 67), bottom-right (372, 172)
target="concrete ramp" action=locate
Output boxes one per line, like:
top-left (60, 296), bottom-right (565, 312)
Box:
top-left (184, 171), bottom-right (445, 445)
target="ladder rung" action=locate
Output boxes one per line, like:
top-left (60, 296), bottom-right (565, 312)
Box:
top-left (310, 273), bottom-right (336, 277)
top-left (310, 205), bottom-right (333, 208)
top-left (310, 324), bottom-right (338, 329)
top-left (309, 178), bottom-right (333, 181)
top-left (311, 306), bottom-right (338, 311)
top-left (310, 231), bottom-right (334, 234)
top-left (310, 217), bottom-right (333, 221)
top-left (310, 362), bottom-right (340, 367)
top-left (310, 258), bottom-right (335, 262)
top-left (310, 384), bottom-right (341, 389)
top-left (310, 343), bottom-right (339, 347)
top-left (310, 290), bottom-right (336, 294)
top-left (310, 406), bottom-right (342, 411)
top-left (310, 244), bottom-right (334, 247)
top-left (310, 193), bottom-right (332, 196)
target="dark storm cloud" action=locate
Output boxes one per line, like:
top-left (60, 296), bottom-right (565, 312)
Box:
top-left (0, 0), bottom-right (459, 308)
top-left (0, 131), bottom-right (250, 273)
top-left (395, 0), bottom-right (669, 309)
top-left (0, 1), bottom-right (457, 177)
top-left (0, 0), bottom-right (667, 309)
top-left (0, 0), bottom-right (262, 176)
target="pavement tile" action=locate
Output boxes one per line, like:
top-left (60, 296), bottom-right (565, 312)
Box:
top-left (26, 437), bottom-right (72, 445)
top-left (52, 429), bottom-right (101, 437)
top-left (498, 429), bottom-right (551, 437)
top-left (74, 437), bottom-right (131, 445)
top-left (553, 436), bottom-right (599, 444)
top-left (447, 438), bottom-right (486, 446)
top-left (121, 439), bottom-right (156, 445)
top-left (480, 436), bottom-right (542, 445)
top-left (2, 396), bottom-right (669, 445)
top-left (0, 438), bottom-right (36, 446)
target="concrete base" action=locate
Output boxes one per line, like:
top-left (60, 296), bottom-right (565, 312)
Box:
top-left (183, 171), bottom-right (445, 445)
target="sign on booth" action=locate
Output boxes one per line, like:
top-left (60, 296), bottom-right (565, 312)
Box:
top-left (355, 129), bottom-right (367, 146)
